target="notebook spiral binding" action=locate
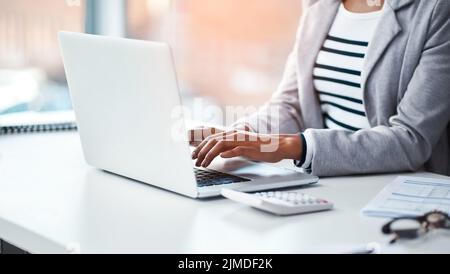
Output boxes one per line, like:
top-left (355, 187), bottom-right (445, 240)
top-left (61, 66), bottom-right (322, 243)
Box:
top-left (0, 122), bottom-right (78, 135)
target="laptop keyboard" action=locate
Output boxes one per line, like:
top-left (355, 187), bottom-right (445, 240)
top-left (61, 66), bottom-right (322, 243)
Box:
top-left (194, 168), bottom-right (250, 188)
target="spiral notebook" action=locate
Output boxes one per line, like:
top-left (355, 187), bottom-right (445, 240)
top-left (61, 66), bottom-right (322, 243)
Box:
top-left (0, 111), bottom-right (77, 135)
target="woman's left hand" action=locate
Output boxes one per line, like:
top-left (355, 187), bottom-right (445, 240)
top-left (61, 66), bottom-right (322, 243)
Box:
top-left (191, 130), bottom-right (303, 167)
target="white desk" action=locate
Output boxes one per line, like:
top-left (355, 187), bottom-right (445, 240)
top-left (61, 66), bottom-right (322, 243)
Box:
top-left (0, 132), bottom-right (449, 254)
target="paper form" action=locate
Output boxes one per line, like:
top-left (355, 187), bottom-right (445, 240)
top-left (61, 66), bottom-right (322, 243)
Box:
top-left (362, 176), bottom-right (450, 218)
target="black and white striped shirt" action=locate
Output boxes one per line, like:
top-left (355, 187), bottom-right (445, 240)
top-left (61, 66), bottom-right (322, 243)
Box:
top-left (300, 3), bottom-right (385, 169)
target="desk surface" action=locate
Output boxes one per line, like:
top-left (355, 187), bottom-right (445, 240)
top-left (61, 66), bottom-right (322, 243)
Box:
top-left (1, 132), bottom-right (449, 254)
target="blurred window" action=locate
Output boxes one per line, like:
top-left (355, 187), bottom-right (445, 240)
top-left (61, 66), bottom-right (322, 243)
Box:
top-left (127, 0), bottom-right (302, 108)
top-left (0, 0), bottom-right (85, 115)
top-left (0, 0), bottom-right (302, 121)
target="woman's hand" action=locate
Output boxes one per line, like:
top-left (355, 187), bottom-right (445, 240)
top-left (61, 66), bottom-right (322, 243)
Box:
top-left (191, 130), bottom-right (303, 167)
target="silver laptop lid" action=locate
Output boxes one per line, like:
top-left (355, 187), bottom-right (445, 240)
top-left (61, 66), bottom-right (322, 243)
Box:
top-left (59, 32), bottom-right (198, 198)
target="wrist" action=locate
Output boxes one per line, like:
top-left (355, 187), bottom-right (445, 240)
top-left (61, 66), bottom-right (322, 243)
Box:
top-left (280, 135), bottom-right (303, 160)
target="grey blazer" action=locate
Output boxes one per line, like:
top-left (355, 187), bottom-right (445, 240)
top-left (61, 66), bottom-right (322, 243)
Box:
top-left (236, 0), bottom-right (450, 176)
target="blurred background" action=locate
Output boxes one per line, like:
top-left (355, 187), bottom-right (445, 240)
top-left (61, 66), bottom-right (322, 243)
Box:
top-left (0, 0), bottom-right (302, 124)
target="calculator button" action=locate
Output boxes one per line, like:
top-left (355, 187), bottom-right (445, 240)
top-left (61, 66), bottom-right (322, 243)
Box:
top-left (288, 193), bottom-right (296, 201)
top-left (222, 189), bottom-right (333, 216)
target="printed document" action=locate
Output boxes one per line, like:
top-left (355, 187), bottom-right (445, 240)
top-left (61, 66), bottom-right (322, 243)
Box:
top-left (362, 176), bottom-right (450, 218)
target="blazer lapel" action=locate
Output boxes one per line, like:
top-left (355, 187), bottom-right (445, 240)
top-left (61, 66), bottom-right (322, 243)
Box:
top-left (361, 0), bottom-right (414, 90)
top-left (297, 0), bottom-right (340, 128)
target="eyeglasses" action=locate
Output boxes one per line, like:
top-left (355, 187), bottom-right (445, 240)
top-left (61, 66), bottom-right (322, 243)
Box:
top-left (382, 211), bottom-right (450, 244)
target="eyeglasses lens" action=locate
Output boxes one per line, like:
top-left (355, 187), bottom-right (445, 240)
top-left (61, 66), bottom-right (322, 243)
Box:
top-left (390, 219), bottom-right (424, 239)
top-left (426, 212), bottom-right (446, 228)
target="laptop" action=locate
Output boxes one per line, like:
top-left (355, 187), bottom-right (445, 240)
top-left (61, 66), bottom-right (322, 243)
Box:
top-left (58, 32), bottom-right (319, 198)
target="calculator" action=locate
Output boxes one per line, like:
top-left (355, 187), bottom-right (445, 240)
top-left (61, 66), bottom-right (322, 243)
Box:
top-left (221, 189), bottom-right (334, 216)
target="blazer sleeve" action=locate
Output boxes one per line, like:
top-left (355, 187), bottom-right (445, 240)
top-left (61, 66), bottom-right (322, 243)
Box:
top-left (305, 2), bottom-right (450, 176)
